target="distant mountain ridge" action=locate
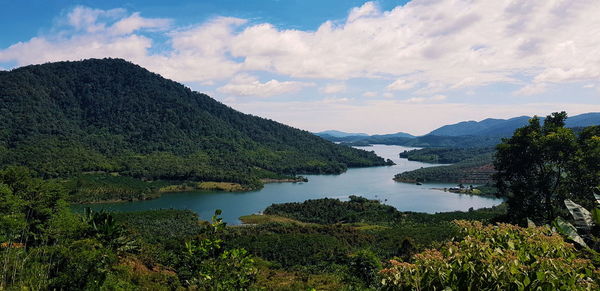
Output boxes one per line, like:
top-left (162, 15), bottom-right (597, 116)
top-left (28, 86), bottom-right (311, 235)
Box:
top-left (316, 131), bottom-right (415, 139)
top-left (427, 113), bottom-right (600, 137)
top-left (317, 113), bottom-right (600, 148)
top-left (315, 130), bottom-right (369, 138)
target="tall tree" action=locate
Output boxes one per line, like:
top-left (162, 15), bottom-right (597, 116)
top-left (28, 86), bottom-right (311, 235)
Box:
top-left (493, 112), bottom-right (592, 224)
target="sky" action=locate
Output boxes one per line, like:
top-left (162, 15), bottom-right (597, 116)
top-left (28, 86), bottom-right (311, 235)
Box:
top-left (1, 0), bottom-right (600, 135)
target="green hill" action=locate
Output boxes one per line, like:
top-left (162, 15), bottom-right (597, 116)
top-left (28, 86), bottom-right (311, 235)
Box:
top-left (0, 58), bottom-right (390, 200)
top-left (394, 152), bottom-right (495, 184)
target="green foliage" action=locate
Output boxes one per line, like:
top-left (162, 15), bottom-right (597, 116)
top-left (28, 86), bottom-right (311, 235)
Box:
top-left (226, 226), bottom-right (358, 268)
top-left (0, 166), bottom-right (66, 245)
top-left (0, 58), bottom-right (388, 203)
top-left (264, 195), bottom-right (402, 225)
top-left (346, 249), bottom-right (382, 288)
top-left (394, 152), bottom-right (495, 184)
top-left (380, 220), bottom-right (600, 290)
top-left (399, 147), bottom-right (495, 164)
top-left (65, 174), bottom-right (169, 203)
top-left (0, 166), bottom-right (259, 290)
top-left (494, 112), bottom-right (600, 224)
top-left (553, 217), bottom-right (589, 248)
top-left (227, 197), bottom-right (506, 282)
top-left (180, 210), bottom-right (257, 290)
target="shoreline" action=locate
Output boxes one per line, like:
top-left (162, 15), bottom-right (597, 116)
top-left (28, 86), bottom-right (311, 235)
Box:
top-left (430, 187), bottom-right (499, 198)
top-left (71, 178), bottom-right (310, 205)
top-left (260, 177), bottom-right (308, 183)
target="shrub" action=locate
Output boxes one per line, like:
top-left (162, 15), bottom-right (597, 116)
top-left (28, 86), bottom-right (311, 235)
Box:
top-left (380, 220), bottom-right (599, 290)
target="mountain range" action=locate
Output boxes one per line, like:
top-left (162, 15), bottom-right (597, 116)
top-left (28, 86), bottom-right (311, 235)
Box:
top-left (428, 113), bottom-right (600, 137)
top-left (318, 112), bottom-right (600, 147)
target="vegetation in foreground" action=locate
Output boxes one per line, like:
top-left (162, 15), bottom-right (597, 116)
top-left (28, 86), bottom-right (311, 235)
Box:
top-left (380, 220), bottom-right (599, 290)
top-left (1, 111), bottom-right (599, 290)
top-left (1, 164), bottom-right (599, 290)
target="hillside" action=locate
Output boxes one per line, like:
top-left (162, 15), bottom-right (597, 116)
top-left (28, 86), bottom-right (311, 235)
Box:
top-left (0, 59), bottom-right (390, 194)
top-left (399, 147), bottom-right (495, 164)
top-left (393, 152), bottom-right (495, 184)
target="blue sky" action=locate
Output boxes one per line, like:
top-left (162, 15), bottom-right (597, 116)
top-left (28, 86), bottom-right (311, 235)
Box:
top-left (1, 0), bottom-right (599, 135)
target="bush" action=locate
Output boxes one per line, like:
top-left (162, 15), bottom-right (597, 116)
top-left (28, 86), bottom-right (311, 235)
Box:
top-left (380, 220), bottom-right (600, 290)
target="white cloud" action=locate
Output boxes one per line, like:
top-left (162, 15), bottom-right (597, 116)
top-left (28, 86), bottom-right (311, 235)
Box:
top-left (347, 1), bottom-right (380, 23)
top-left (110, 12), bottom-right (171, 35)
top-left (0, 6), bottom-right (170, 72)
top-left (386, 79), bottom-right (417, 91)
top-left (403, 94), bottom-right (447, 103)
top-left (228, 99), bottom-right (600, 135)
top-left (2, 1), bottom-right (600, 97)
top-left (66, 6), bottom-right (125, 32)
top-left (363, 91), bottom-right (377, 97)
top-left (320, 83), bottom-right (346, 94)
top-left (583, 84), bottom-right (595, 88)
top-left (514, 83), bottom-right (547, 96)
top-left (217, 74), bottom-right (314, 97)
top-left (383, 92), bottom-right (394, 98)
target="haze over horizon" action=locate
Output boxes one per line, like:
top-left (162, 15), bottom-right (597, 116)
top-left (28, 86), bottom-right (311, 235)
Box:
top-left (2, 0), bottom-right (600, 135)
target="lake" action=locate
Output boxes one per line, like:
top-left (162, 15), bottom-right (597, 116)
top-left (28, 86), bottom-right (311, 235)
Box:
top-left (76, 145), bottom-right (503, 224)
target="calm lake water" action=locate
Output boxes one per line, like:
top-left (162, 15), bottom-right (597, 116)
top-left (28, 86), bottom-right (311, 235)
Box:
top-left (76, 145), bottom-right (503, 224)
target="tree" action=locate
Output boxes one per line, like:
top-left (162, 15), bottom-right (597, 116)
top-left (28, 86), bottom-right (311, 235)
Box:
top-left (179, 210), bottom-right (257, 289)
top-left (494, 112), bottom-right (600, 224)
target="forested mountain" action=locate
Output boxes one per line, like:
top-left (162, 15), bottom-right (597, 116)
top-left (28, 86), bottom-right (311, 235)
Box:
top-left (427, 113), bottom-right (600, 137)
top-left (0, 58), bottom-right (390, 187)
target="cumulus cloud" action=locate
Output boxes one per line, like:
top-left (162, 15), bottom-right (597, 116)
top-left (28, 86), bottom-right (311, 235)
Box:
top-left (386, 79), bottom-right (417, 91)
top-left (320, 83), bottom-right (347, 94)
top-left (0, 6), bottom-right (170, 70)
top-left (230, 99), bottom-right (600, 135)
top-left (2, 1), bottom-right (600, 97)
top-left (217, 74), bottom-right (314, 97)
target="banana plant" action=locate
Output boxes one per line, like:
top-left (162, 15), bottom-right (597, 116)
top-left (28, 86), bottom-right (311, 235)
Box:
top-left (552, 189), bottom-right (600, 248)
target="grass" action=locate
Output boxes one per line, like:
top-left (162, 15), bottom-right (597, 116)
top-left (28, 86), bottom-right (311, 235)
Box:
top-left (196, 181), bottom-right (247, 191)
top-left (345, 222), bottom-right (390, 231)
top-left (158, 181), bottom-right (248, 193)
top-left (238, 214), bottom-right (309, 225)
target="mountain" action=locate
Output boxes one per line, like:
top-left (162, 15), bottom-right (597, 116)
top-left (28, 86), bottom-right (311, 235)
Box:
top-left (315, 130), bottom-right (369, 138)
top-left (0, 58), bottom-right (390, 187)
top-left (428, 116), bottom-right (530, 137)
top-left (370, 132), bottom-right (416, 139)
top-left (427, 113), bottom-right (600, 137)
top-left (316, 131), bottom-right (415, 140)
top-left (566, 112), bottom-right (600, 127)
